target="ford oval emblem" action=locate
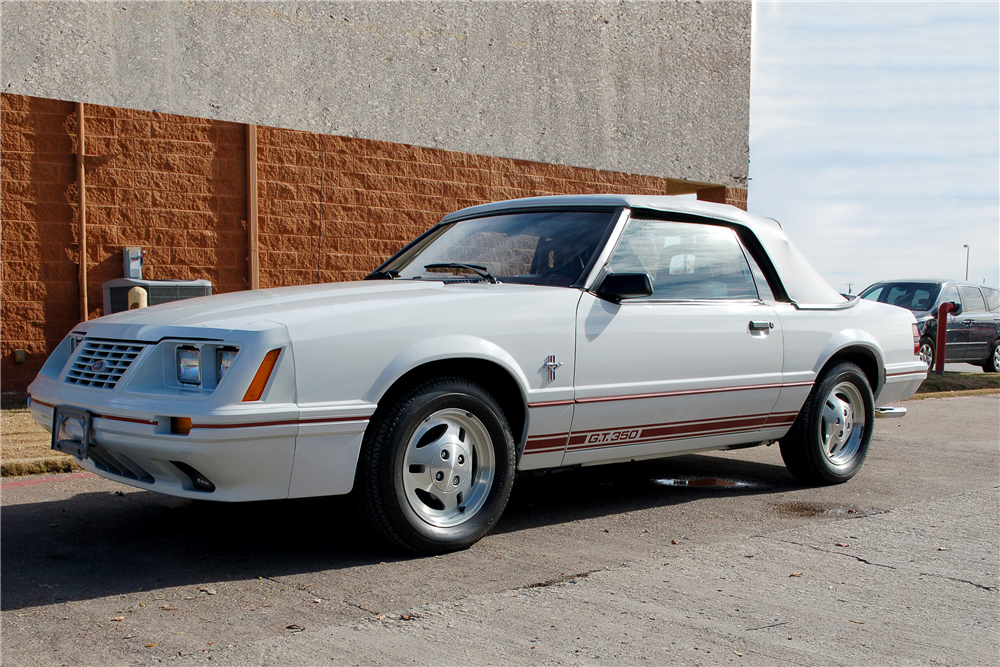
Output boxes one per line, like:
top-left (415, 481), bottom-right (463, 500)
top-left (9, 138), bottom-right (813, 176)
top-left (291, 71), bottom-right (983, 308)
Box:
top-left (89, 359), bottom-right (106, 373)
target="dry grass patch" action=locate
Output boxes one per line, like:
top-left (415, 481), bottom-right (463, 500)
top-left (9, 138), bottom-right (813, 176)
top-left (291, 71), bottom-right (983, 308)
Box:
top-left (1, 407), bottom-right (80, 477)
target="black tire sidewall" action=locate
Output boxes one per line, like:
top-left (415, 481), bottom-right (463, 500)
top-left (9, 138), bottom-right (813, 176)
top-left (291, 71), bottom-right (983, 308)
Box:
top-left (983, 341), bottom-right (1000, 373)
top-left (377, 379), bottom-right (515, 552)
top-left (804, 364), bottom-right (875, 483)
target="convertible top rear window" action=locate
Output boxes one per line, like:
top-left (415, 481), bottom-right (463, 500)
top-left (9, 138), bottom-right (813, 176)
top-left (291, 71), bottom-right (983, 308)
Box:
top-left (383, 210), bottom-right (615, 286)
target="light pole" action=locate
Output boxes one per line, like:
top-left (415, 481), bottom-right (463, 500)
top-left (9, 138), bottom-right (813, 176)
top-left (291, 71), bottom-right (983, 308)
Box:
top-left (964, 245), bottom-right (969, 281)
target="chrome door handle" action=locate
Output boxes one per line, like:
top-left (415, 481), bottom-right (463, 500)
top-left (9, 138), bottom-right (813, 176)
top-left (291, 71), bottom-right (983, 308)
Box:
top-left (749, 321), bottom-right (774, 332)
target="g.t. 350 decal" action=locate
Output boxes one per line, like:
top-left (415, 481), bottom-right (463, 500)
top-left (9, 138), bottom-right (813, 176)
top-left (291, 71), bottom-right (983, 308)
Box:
top-left (586, 428), bottom-right (641, 444)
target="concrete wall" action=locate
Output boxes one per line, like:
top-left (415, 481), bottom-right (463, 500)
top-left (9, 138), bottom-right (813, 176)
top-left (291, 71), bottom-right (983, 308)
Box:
top-left (1, 1), bottom-right (751, 188)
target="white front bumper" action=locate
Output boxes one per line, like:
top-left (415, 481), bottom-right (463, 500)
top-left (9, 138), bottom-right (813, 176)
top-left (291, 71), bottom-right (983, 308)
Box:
top-left (29, 396), bottom-right (371, 502)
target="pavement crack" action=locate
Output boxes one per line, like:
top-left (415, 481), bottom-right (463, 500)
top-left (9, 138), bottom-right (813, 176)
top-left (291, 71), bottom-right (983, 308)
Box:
top-left (518, 569), bottom-right (603, 590)
top-left (342, 600), bottom-right (381, 617)
top-left (759, 537), bottom-right (897, 569)
top-left (745, 621), bottom-right (789, 631)
top-left (918, 572), bottom-right (997, 592)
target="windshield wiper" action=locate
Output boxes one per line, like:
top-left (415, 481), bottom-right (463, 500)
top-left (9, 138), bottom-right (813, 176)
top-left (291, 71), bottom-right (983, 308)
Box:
top-left (423, 263), bottom-right (498, 284)
top-left (364, 268), bottom-right (399, 280)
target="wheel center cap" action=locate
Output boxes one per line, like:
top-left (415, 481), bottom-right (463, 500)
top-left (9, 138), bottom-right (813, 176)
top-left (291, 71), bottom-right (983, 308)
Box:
top-left (430, 441), bottom-right (471, 493)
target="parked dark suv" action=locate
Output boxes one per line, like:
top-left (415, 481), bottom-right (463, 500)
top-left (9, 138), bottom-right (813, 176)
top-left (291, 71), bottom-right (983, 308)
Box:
top-left (859, 280), bottom-right (1000, 372)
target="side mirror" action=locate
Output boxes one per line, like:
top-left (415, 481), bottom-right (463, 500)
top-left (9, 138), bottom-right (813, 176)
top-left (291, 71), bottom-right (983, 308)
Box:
top-left (595, 273), bottom-right (653, 303)
top-left (945, 301), bottom-right (962, 317)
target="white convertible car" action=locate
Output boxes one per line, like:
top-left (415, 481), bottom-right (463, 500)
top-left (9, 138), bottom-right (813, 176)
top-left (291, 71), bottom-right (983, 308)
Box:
top-left (29, 195), bottom-right (926, 552)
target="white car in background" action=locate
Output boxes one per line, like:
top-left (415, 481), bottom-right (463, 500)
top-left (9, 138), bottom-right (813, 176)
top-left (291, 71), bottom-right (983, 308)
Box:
top-left (28, 195), bottom-right (927, 553)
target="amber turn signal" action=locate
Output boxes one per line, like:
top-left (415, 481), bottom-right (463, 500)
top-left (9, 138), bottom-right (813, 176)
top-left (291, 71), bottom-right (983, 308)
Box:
top-left (171, 417), bottom-right (193, 436)
top-left (243, 349), bottom-right (281, 402)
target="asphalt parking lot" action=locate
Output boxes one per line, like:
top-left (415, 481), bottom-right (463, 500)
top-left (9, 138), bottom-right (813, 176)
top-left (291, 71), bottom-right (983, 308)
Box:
top-left (2, 394), bottom-right (997, 666)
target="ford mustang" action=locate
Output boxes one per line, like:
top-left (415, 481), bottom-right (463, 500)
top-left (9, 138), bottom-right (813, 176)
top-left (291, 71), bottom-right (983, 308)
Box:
top-left (28, 195), bottom-right (927, 553)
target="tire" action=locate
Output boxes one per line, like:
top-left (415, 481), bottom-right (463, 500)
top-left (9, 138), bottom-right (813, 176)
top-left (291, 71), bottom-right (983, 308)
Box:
top-left (779, 362), bottom-right (875, 485)
top-left (356, 376), bottom-right (516, 554)
top-left (983, 341), bottom-right (1000, 373)
top-left (918, 337), bottom-right (935, 369)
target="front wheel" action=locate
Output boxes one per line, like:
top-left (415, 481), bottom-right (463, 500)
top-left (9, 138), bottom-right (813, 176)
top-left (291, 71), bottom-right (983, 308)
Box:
top-left (356, 377), bottom-right (516, 553)
top-left (918, 337), bottom-right (935, 369)
top-left (779, 362), bottom-right (875, 485)
top-left (983, 341), bottom-right (1000, 373)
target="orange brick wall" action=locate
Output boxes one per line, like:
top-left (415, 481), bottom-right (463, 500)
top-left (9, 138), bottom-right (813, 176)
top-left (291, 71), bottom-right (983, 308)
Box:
top-left (1, 93), bottom-right (747, 396)
top-left (255, 128), bottom-right (726, 287)
top-left (695, 185), bottom-right (748, 210)
top-left (2, 95), bottom-right (247, 394)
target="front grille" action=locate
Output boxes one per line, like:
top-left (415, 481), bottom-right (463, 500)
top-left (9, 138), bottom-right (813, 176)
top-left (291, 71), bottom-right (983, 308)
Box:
top-left (65, 340), bottom-right (146, 389)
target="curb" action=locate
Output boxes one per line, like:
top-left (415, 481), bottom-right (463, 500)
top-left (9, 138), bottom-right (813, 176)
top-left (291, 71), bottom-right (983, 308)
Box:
top-left (1, 457), bottom-right (82, 478)
top-left (907, 388), bottom-right (1000, 400)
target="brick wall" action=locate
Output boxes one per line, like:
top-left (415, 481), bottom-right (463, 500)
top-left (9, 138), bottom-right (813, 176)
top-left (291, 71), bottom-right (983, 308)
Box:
top-left (1, 96), bottom-right (77, 394)
top-left (1, 95), bottom-right (247, 393)
top-left (1, 93), bottom-right (746, 396)
top-left (255, 129), bottom-right (723, 287)
top-left (696, 185), bottom-right (748, 210)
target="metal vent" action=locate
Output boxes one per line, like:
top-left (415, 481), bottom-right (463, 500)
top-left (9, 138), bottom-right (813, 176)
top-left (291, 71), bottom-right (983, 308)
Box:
top-left (65, 340), bottom-right (146, 389)
top-left (88, 443), bottom-right (154, 483)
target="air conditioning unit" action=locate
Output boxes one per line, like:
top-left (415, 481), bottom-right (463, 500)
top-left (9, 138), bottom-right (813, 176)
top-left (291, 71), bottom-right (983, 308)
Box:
top-left (102, 278), bottom-right (213, 315)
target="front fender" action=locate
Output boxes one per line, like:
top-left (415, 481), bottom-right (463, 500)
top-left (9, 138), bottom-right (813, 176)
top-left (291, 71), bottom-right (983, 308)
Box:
top-left (363, 335), bottom-right (531, 406)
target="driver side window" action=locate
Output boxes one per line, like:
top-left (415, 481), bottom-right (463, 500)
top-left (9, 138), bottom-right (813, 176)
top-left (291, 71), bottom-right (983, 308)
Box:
top-left (606, 218), bottom-right (759, 300)
top-left (940, 285), bottom-right (961, 309)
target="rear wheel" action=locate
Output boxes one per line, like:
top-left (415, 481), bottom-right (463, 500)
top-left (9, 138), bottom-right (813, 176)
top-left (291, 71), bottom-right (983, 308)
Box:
top-left (356, 377), bottom-right (516, 553)
top-left (779, 362), bottom-right (875, 485)
top-left (983, 341), bottom-right (1000, 373)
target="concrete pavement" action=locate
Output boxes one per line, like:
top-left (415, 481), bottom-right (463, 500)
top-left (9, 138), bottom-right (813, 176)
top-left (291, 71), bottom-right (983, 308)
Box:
top-left (2, 394), bottom-right (997, 665)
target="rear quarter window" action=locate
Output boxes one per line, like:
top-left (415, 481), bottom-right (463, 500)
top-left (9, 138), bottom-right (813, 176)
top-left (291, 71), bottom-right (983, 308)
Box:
top-left (959, 286), bottom-right (987, 313)
top-left (983, 287), bottom-right (1000, 312)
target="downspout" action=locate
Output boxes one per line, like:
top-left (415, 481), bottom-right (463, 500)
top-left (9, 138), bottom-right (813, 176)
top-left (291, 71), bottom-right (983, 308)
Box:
top-left (247, 124), bottom-right (259, 290)
top-left (76, 102), bottom-right (88, 320)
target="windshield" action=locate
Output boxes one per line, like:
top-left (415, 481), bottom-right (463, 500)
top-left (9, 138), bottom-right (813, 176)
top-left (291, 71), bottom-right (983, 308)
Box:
top-left (380, 210), bottom-right (616, 286)
top-left (860, 282), bottom-right (941, 313)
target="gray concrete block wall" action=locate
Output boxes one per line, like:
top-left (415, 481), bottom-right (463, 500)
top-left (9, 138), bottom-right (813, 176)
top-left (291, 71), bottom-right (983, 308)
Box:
top-left (1, 1), bottom-right (750, 187)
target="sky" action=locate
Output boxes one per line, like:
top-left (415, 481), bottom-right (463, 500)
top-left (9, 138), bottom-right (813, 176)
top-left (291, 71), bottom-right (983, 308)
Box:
top-left (748, 1), bottom-right (999, 294)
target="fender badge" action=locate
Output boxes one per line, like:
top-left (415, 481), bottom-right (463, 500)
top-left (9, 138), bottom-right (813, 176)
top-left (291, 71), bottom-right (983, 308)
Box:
top-left (543, 355), bottom-right (564, 382)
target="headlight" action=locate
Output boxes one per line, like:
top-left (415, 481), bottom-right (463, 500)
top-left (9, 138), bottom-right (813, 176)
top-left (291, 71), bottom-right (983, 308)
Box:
top-left (177, 347), bottom-right (201, 384)
top-left (217, 348), bottom-right (238, 381)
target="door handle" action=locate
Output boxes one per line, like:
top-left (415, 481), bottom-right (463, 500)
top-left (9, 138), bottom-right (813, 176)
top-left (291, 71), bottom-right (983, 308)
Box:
top-left (962, 320), bottom-right (973, 326)
top-left (749, 321), bottom-right (774, 332)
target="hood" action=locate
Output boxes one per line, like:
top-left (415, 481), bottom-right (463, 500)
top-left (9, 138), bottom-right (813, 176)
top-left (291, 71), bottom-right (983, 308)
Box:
top-left (78, 281), bottom-right (558, 341)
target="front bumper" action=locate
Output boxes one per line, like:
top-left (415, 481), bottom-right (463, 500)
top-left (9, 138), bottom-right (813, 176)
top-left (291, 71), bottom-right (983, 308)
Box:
top-left (30, 395), bottom-right (372, 502)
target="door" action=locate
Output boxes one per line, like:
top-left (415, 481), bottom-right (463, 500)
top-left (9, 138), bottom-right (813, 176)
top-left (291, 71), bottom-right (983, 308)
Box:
top-left (567, 217), bottom-right (784, 466)
top-left (938, 284), bottom-right (968, 361)
top-left (958, 286), bottom-right (992, 362)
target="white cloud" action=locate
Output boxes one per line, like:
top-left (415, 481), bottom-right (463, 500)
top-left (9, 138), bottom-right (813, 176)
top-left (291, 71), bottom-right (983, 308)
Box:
top-left (750, 1), bottom-right (999, 291)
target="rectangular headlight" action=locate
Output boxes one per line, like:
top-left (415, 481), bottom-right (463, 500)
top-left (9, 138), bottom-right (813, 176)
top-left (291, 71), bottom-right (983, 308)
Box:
top-left (217, 348), bottom-right (238, 381)
top-left (177, 347), bottom-right (201, 384)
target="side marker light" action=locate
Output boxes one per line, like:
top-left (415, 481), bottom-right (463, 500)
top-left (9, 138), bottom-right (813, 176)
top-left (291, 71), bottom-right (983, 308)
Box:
top-left (243, 349), bottom-right (281, 402)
